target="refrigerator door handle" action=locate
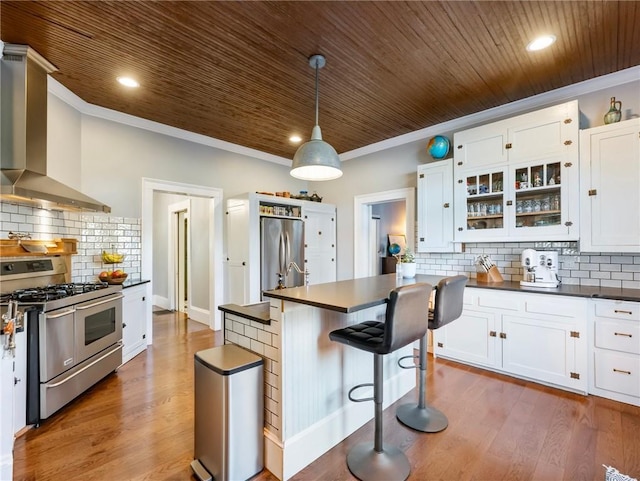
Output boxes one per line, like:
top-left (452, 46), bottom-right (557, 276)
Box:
top-left (279, 233), bottom-right (286, 274)
top-left (285, 232), bottom-right (291, 268)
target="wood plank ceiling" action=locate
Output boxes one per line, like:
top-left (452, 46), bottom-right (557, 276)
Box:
top-left (1, 1), bottom-right (639, 160)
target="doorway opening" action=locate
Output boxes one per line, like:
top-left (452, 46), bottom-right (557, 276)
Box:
top-left (142, 178), bottom-right (224, 345)
top-left (353, 188), bottom-right (415, 279)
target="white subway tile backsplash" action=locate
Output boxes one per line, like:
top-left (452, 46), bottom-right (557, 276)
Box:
top-left (2, 202), bottom-right (142, 283)
top-left (414, 241), bottom-right (638, 288)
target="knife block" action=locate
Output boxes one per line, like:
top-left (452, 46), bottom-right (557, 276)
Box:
top-left (477, 265), bottom-right (504, 283)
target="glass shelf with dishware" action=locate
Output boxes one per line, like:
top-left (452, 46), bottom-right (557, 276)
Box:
top-left (465, 171), bottom-right (504, 230)
top-left (513, 161), bottom-right (562, 229)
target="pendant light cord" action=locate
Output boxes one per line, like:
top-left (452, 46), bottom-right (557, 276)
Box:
top-left (314, 57), bottom-right (320, 126)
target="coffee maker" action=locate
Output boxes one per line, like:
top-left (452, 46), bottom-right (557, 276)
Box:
top-left (520, 249), bottom-right (560, 288)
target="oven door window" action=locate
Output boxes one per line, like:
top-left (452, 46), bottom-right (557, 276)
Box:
top-left (75, 295), bottom-right (123, 362)
top-left (85, 307), bottom-right (116, 345)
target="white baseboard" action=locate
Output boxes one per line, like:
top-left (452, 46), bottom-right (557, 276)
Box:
top-left (152, 295), bottom-right (170, 310)
top-left (188, 305), bottom-right (209, 325)
top-left (263, 368), bottom-right (415, 480)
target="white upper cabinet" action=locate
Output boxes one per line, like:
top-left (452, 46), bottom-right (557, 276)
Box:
top-left (417, 159), bottom-right (460, 253)
top-left (453, 100), bottom-right (579, 242)
top-left (579, 118), bottom-right (640, 252)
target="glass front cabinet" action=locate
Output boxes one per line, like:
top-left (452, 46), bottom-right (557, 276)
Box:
top-left (454, 100), bottom-right (579, 242)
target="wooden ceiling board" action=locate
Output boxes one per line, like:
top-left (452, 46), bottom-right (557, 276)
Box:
top-left (1, 1), bottom-right (639, 160)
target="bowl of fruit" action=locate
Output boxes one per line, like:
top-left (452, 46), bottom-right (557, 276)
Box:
top-left (98, 269), bottom-right (128, 284)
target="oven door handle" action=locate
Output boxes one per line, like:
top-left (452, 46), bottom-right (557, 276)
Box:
top-left (44, 341), bottom-right (123, 388)
top-left (75, 294), bottom-right (125, 310)
top-left (46, 308), bottom-right (76, 319)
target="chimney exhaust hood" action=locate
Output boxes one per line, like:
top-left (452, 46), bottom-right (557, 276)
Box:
top-left (1, 44), bottom-right (111, 213)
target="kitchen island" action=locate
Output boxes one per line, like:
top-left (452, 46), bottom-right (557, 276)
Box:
top-left (219, 273), bottom-right (443, 480)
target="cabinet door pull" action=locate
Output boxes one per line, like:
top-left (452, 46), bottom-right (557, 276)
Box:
top-left (489, 331), bottom-right (497, 337)
top-left (614, 309), bottom-right (633, 315)
top-left (564, 140), bottom-right (573, 146)
top-left (614, 332), bottom-right (632, 338)
top-left (613, 368), bottom-right (632, 375)
top-left (443, 202), bottom-right (450, 208)
top-left (505, 143), bottom-right (512, 149)
top-left (506, 200), bottom-right (513, 206)
top-left (499, 332), bottom-right (507, 339)
top-left (588, 189), bottom-right (597, 196)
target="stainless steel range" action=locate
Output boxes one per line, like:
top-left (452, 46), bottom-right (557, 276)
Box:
top-left (0, 256), bottom-right (123, 424)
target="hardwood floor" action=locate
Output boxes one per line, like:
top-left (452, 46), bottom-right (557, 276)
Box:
top-left (12, 309), bottom-right (640, 481)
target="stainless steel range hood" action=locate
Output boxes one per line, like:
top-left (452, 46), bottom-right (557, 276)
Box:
top-left (1, 44), bottom-right (111, 213)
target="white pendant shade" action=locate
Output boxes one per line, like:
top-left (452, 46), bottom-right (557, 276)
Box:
top-left (290, 55), bottom-right (342, 181)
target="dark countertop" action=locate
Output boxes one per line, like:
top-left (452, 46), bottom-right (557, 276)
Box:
top-left (262, 274), bottom-right (444, 313)
top-left (466, 279), bottom-right (640, 302)
top-left (221, 275), bottom-right (640, 321)
top-left (219, 301), bottom-right (271, 324)
top-left (122, 279), bottom-right (151, 289)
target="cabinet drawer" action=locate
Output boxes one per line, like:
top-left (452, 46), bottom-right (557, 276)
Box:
top-left (594, 350), bottom-right (640, 397)
top-left (595, 320), bottom-right (640, 354)
top-left (594, 300), bottom-right (639, 321)
top-left (525, 297), bottom-right (585, 318)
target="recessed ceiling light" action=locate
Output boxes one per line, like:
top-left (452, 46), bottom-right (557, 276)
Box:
top-left (526, 35), bottom-right (556, 52)
top-left (289, 135), bottom-right (302, 144)
top-left (117, 76), bottom-right (140, 88)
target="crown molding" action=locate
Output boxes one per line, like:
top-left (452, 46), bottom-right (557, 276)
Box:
top-left (46, 65), bottom-right (640, 166)
top-left (340, 65), bottom-right (640, 161)
top-left (46, 77), bottom-right (292, 167)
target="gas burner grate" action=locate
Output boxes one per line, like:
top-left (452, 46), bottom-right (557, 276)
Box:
top-left (4, 283), bottom-right (110, 303)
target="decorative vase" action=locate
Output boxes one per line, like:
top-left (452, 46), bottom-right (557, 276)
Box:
top-left (402, 262), bottom-right (416, 278)
top-left (604, 97), bottom-right (622, 124)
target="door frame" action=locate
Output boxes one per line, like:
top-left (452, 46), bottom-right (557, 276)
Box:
top-left (168, 199), bottom-right (190, 314)
top-left (142, 178), bottom-right (224, 343)
top-left (353, 188), bottom-right (415, 279)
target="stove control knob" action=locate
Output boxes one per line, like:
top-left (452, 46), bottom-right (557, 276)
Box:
top-left (4, 264), bottom-right (14, 272)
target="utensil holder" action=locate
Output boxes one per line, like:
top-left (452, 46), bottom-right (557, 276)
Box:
top-left (477, 266), bottom-right (504, 283)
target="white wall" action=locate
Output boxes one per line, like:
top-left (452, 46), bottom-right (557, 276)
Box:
top-left (78, 115), bottom-right (309, 218)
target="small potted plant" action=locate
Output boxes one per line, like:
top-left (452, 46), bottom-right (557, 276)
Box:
top-left (400, 247), bottom-right (417, 278)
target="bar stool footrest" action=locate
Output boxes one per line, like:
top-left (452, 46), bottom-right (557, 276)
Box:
top-left (348, 383), bottom-right (374, 403)
top-left (397, 354), bottom-right (419, 370)
top-left (396, 402), bottom-right (448, 433)
top-left (346, 441), bottom-right (411, 481)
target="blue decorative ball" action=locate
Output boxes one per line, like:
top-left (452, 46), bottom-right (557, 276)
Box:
top-left (427, 135), bottom-right (450, 159)
top-left (388, 243), bottom-right (401, 256)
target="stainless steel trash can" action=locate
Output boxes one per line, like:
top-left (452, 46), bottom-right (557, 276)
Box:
top-left (191, 344), bottom-right (264, 481)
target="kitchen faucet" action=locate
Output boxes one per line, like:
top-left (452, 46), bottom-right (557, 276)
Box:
top-left (275, 262), bottom-right (310, 289)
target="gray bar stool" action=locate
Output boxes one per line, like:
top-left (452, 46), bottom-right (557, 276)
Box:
top-left (396, 275), bottom-right (467, 433)
top-left (329, 282), bottom-right (433, 481)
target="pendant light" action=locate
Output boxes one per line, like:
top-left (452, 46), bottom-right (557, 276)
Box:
top-left (290, 54), bottom-right (343, 181)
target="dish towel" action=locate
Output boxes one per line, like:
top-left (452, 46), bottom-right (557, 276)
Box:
top-left (604, 465), bottom-right (638, 481)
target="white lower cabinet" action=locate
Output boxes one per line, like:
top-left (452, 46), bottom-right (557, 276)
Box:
top-left (123, 283), bottom-right (149, 363)
top-left (588, 299), bottom-right (640, 406)
top-left (434, 288), bottom-right (588, 393)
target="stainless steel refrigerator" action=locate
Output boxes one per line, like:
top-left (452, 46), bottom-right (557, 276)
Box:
top-left (260, 216), bottom-right (305, 294)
